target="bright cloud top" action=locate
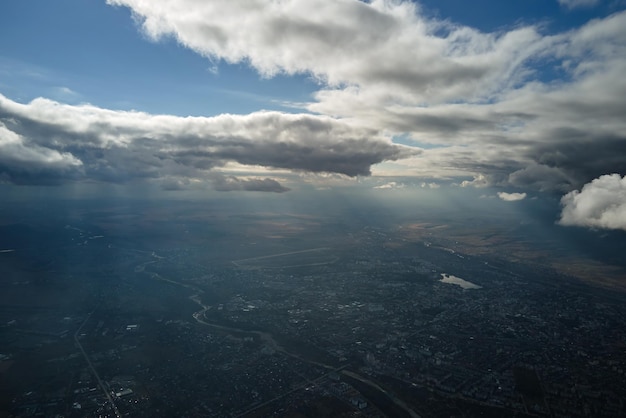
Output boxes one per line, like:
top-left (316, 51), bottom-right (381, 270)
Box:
top-left (497, 192), bottom-right (527, 202)
top-left (374, 181), bottom-right (405, 190)
top-left (0, 122), bottom-right (83, 184)
top-left (559, 174), bottom-right (626, 231)
top-left (108, 0), bottom-right (544, 104)
top-left (0, 94), bottom-right (413, 186)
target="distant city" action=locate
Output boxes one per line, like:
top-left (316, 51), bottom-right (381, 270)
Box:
top-left (1, 197), bottom-right (625, 417)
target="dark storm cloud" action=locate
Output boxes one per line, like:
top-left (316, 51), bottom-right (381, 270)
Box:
top-left (531, 135), bottom-right (626, 189)
top-left (0, 94), bottom-right (414, 186)
top-left (508, 163), bottom-right (575, 193)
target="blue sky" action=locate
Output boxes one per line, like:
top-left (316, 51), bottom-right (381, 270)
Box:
top-left (419, 0), bottom-right (614, 31)
top-left (1, 0), bottom-right (626, 230)
top-left (0, 0), bottom-right (318, 115)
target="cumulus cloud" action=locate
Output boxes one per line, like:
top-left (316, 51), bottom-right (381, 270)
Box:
top-left (460, 174), bottom-right (490, 188)
top-left (497, 192), bottom-right (527, 201)
top-left (559, 174), bottom-right (626, 231)
top-left (107, 0), bottom-right (543, 104)
top-left (0, 94), bottom-right (413, 186)
top-left (106, 0), bottom-right (626, 193)
top-left (558, 0), bottom-right (600, 9)
top-left (5, 0), bottom-right (626, 193)
top-left (0, 122), bottom-right (83, 184)
top-left (374, 181), bottom-right (404, 190)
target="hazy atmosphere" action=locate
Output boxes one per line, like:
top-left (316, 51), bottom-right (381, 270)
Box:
top-left (2, 1), bottom-right (626, 417)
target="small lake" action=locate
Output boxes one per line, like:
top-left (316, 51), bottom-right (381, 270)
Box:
top-left (440, 273), bottom-right (482, 289)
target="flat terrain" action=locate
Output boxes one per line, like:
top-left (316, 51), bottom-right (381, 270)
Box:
top-left (1, 198), bottom-right (625, 417)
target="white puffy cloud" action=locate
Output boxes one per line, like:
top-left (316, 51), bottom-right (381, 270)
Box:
top-left (497, 192), bottom-right (527, 201)
top-left (460, 174), bottom-right (490, 188)
top-left (108, 0), bottom-right (543, 104)
top-left (559, 174), bottom-right (626, 230)
top-left (374, 181), bottom-right (404, 190)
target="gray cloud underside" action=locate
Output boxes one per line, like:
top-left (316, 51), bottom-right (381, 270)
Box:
top-left (211, 175), bottom-right (290, 193)
top-left (0, 122), bottom-right (82, 185)
top-left (107, 0), bottom-right (626, 196)
top-left (0, 94), bottom-right (414, 186)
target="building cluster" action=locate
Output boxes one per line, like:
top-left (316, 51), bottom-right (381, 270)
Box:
top-left (4, 228), bottom-right (626, 417)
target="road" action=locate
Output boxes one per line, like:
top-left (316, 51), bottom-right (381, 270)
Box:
top-left (74, 311), bottom-right (121, 418)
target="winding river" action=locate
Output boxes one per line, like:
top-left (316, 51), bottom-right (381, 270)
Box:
top-left (137, 252), bottom-right (421, 417)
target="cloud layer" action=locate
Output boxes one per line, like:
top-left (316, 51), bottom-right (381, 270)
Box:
top-left (108, 0), bottom-right (544, 104)
top-left (0, 122), bottom-right (83, 185)
top-left (211, 175), bottom-right (290, 193)
top-left (2, 0), bottom-right (625, 209)
top-left (559, 174), bottom-right (626, 231)
top-left (106, 0), bottom-right (626, 197)
top-left (0, 94), bottom-right (413, 187)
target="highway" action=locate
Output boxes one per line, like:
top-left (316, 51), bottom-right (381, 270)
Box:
top-left (74, 311), bottom-right (121, 418)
